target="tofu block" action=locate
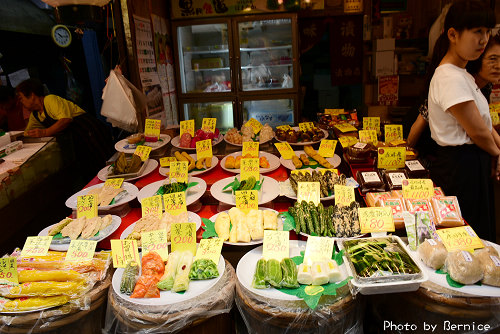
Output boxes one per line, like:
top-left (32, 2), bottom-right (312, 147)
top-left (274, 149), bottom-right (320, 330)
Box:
top-left (311, 262), bottom-right (329, 286)
top-left (297, 263), bottom-right (312, 285)
top-left (326, 259), bottom-right (342, 283)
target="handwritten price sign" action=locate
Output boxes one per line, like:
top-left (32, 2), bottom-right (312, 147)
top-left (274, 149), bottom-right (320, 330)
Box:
top-left (303, 236), bottom-right (334, 266)
top-left (134, 146), bottom-right (152, 162)
top-left (180, 119), bottom-right (195, 137)
top-left (297, 182), bottom-right (320, 205)
top-left (141, 229), bottom-right (169, 261)
top-left (104, 178), bottom-right (124, 189)
top-left (111, 239), bottom-right (139, 268)
top-left (142, 195), bottom-right (163, 219)
top-left (363, 117), bottom-right (380, 133)
top-left (325, 108), bottom-right (345, 115)
top-left (263, 230), bottom-right (289, 261)
top-left (334, 123), bottom-right (357, 133)
top-left (402, 179), bottom-right (434, 199)
top-left (195, 238), bottom-right (223, 264)
top-left (160, 156), bottom-right (177, 168)
top-left (235, 190), bottom-right (258, 214)
top-left (334, 185), bottom-right (355, 206)
top-left (202, 118), bottom-right (216, 132)
top-left (338, 136), bottom-right (358, 148)
top-left (358, 207), bottom-right (395, 233)
top-left (65, 240), bottom-right (97, 262)
top-left (20, 236), bottom-right (53, 258)
top-left (385, 124), bottom-right (403, 143)
top-left (0, 257), bottom-right (18, 285)
top-left (171, 222), bottom-right (197, 255)
top-left (318, 139), bottom-right (337, 158)
top-left (274, 142), bottom-right (294, 160)
top-left (437, 226), bottom-right (484, 252)
top-left (240, 158), bottom-right (259, 181)
top-left (299, 122), bottom-right (314, 132)
top-left (377, 147), bottom-right (406, 169)
top-left (144, 119), bottom-right (161, 140)
top-left (163, 192), bottom-right (187, 216)
top-left (77, 195), bottom-right (98, 219)
top-left (246, 118), bottom-right (263, 134)
top-left (196, 139), bottom-right (213, 160)
top-left (169, 161), bottom-right (188, 183)
top-left (242, 142), bottom-right (259, 158)
top-left (358, 130), bottom-right (378, 145)
top-left (276, 125), bottom-right (291, 131)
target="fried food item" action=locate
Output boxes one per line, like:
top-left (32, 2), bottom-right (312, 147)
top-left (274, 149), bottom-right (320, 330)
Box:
top-left (196, 159), bottom-right (204, 170)
top-left (181, 152), bottom-right (195, 164)
top-left (188, 159), bottom-right (195, 171)
top-left (259, 157), bottom-right (270, 168)
top-left (225, 156), bottom-right (235, 169)
top-left (291, 155), bottom-right (302, 169)
top-left (174, 151), bottom-right (187, 162)
top-left (204, 156), bottom-right (212, 168)
top-left (235, 156), bottom-right (242, 169)
top-left (299, 154), bottom-right (310, 165)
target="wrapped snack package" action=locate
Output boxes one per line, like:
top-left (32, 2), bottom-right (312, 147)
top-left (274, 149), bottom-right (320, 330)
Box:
top-left (366, 191), bottom-right (391, 207)
top-left (404, 160), bottom-right (430, 178)
top-left (403, 212), bottom-right (417, 251)
top-left (405, 199), bottom-right (433, 217)
top-left (417, 239), bottom-right (448, 270)
top-left (415, 212), bottom-right (438, 246)
top-left (357, 171), bottom-right (385, 195)
top-left (382, 169), bottom-right (408, 190)
top-left (431, 196), bottom-right (464, 227)
top-left (378, 197), bottom-right (406, 228)
top-left (445, 250), bottom-right (484, 285)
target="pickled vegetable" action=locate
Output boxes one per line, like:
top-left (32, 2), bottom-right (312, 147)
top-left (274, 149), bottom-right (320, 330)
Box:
top-left (280, 258), bottom-right (299, 288)
top-left (266, 259), bottom-right (282, 288)
top-left (189, 259), bottom-right (219, 280)
top-left (120, 261), bottom-right (139, 295)
top-left (252, 258), bottom-right (269, 289)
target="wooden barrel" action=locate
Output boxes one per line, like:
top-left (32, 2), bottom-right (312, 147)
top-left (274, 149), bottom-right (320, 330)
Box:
top-left (369, 281), bottom-right (500, 334)
top-left (0, 271), bottom-right (112, 334)
top-left (105, 259), bottom-right (236, 333)
top-left (235, 281), bottom-right (364, 334)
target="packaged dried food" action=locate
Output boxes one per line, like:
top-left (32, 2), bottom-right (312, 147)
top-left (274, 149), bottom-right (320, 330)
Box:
top-left (365, 191), bottom-right (391, 207)
top-left (405, 199), bottom-right (432, 215)
top-left (0, 295), bottom-right (70, 312)
top-left (404, 160), bottom-right (429, 178)
top-left (433, 187), bottom-right (445, 197)
top-left (415, 212), bottom-right (438, 246)
top-left (382, 169), bottom-right (408, 190)
top-left (431, 196), bottom-right (464, 227)
top-left (378, 197), bottom-right (406, 228)
top-left (356, 171), bottom-right (385, 194)
top-left (0, 281), bottom-right (86, 298)
top-left (348, 142), bottom-right (373, 159)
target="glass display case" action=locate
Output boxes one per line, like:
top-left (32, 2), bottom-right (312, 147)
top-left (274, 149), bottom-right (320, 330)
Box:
top-left (181, 100), bottom-right (235, 131)
top-left (241, 97), bottom-right (295, 129)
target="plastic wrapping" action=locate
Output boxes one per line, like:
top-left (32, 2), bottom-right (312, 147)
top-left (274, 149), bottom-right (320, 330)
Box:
top-left (104, 259), bottom-right (236, 333)
top-left (417, 239), bottom-right (448, 270)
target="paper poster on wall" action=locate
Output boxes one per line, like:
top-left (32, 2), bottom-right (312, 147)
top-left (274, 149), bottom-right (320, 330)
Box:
top-left (378, 75), bottom-right (399, 106)
top-left (8, 69), bottom-right (30, 88)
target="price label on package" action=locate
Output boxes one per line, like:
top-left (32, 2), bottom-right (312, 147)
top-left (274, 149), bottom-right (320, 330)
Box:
top-left (334, 185), bottom-right (355, 206)
top-left (163, 192), bottom-right (187, 216)
top-left (247, 118), bottom-right (263, 134)
top-left (134, 145), bottom-right (152, 162)
top-left (196, 139), bottom-right (213, 160)
top-left (297, 182), bottom-right (320, 205)
top-left (402, 179), bottom-right (434, 199)
top-left (385, 124), bottom-right (403, 143)
top-left (242, 142), bottom-right (259, 158)
top-left (377, 147), bottom-right (406, 169)
top-left (363, 117), bottom-right (380, 133)
top-left (358, 207), bottom-right (395, 233)
top-left (77, 195), bottom-right (98, 219)
top-left (20, 236), bottom-right (53, 258)
top-left (111, 239), bottom-right (140, 268)
top-left (141, 229), bottom-right (169, 261)
top-left (338, 136), bottom-right (358, 148)
top-left (325, 108), bottom-right (345, 115)
top-left (491, 112), bottom-right (499, 126)
top-left (180, 119), bottom-right (195, 137)
top-left (195, 238), bottom-right (223, 264)
top-left (299, 122), bottom-right (314, 132)
top-left (0, 257), bottom-right (18, 285)
top-left (169, 161), bottom-right (188, 183)
top-left (274, 142), bottom-right (294, 160)
top-left (358, 130), bottom-right (378, 145)
top-left (144, 119), bottom-right (161, 140)
top-left (104, 178), bottom-right (124, 189)
top-left (303, 236), bottom-right (334, 266)
top-left (263, 230), bottom-right (289, 261)
top-left (160, 156), bottom-right (177, 168)
top-left (334, 123), bottom-right (357, 133)
top-left (171, 223), bottom-right (197, 255)
top-left (65, 240), bottom-right (97, 262)
top-left (276, 125), bottom-right (291, 131)
top-left (141, 195), bottom-right (163, 219)
top-left (318, 140), bottom-right (337, 158)
top-left (202, 118), bottom-right (216, 132)
top-left (437, 226), bottom-right (485, 252)
top-left (235, 190), bottom-right (258, 214)
top-left (240, 158), bottom-right (259, 181)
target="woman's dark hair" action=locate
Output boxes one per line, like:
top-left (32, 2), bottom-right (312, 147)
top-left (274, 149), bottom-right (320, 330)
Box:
top-left (15, 78), bottom-right (45, 98)
top-left (466, 33), bottom-right (500, 75)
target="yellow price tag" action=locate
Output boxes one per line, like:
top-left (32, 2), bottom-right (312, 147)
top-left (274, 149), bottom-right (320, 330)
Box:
top-left (134, 146), bottom-right (152, 162)
top-left (358, 207), bottom-right (395, 233)
top-left (0, 257), bottom-right (18, 285)
top-left (195, 238), bottom-right (223, 264)
top-left (65, 240), bottom-right (97, 262)
top-left (144, 119), bottom-right (161, 139)
top-left (235, 190), bottom-right (259, 214)
top-left (160, 156), bottom-right (177, 168)
top-left (141, 229), bottom-right (169, 261)
top-left (276, 125), bottom-right (291, 131)
top-left (104, 178), bottom-right (124, 189)
top-left (325, 108), bottom-right (345, 115)
top-left (246, 118), bottom-right (263, 134)
top-left (385, 124), bottom-right (403, 143)
top-left (202, 118), bottom-right (216, 132)
top-left (490, 112), bottom-right (499, 126)
top-left (377, 147), bottom-right (406, 169)
top-left (402, 179), bottom-right (434, 199)
top-left (141, 195), bottom-right (163, 219)
top-left (196, 139), bottom-right (213, 160)
top-left (262, 230), bottom-right (289, 261)
top-left (358, 130), bottom-right (378, 145)
top-left (180, 120), bottom-right (195, 137)
top-left (77, 195), bottom-right (98, 219)
top-left (171, 222), bottom-right (197, 255)
top-left (334, 123), bottom-right (357, 133)
top-left (338, 136), bottom-right (358, 148)
top-left (303, 236), bottom-right (335, 266)
top-left (242, 141), bottom-right (259, 158)
top-left (111, 239), bottom-right (140, 268)
top-left (20, 236), bottom-right (53, 258)
top-left (299, 122), bottom-right (314, 132)
top-left (240, 158), bottom-right (259, 181)
top-left (436, 226), bottom-right (485, 252)
top-left (390, 139), bottom-right (406, 146)
top-left (334, 185), bottom-right (355, 206)
top-left (163, 192), bottom-right (187, 216)
top-left (318, 139), bottom-right (337, 158)
top-left (274, 142), bottom-right (294, 160)
top-left (297, 182), bottom-right (320, 205)
top-left (363, 117), bottom-right (380, 133)
top-left (169, 161), bottom-right (188, 183)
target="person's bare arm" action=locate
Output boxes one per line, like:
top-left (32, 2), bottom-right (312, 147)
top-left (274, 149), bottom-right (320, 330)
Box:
top-left (25, 118), bottom-right (72, 137)
top-left (407, 114), bottom-right (428, 148)
top-left (492, 128), bottom-right (500, 150)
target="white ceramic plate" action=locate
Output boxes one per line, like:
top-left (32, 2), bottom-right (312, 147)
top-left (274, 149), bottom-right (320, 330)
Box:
top-left (207, 208), bottom-right (281, 246)
top-left (136, 177), bottom-right (206, 206)
top-left (38, 215), bottom-right (121, 251)
top-left (112, 252), bottom-right (225, 305)
top-left (65, 182), bottom-right (139, 210)
top-left (115, 134), bottom-right (171, 154)
top-left (223, 133), bottom-right (274, 147)
top-left (275, 127), bottom-right (328, 146)
top-left (159, 155), bottom-right (218, 177)
top-left (220, 152), bottom-right (280, 174)
top-left (98, 159), bottom-right (158, 182)
top-left (280, 150), bottom-right (341, 171)
top-left (280, 178), bottom-right (335, 202)
top-left (120, 212), bottom-right (202, 244)
top-left (210, 176), bottom-right (279, 206)
top-left (170, 134), bottom-right (223, 151)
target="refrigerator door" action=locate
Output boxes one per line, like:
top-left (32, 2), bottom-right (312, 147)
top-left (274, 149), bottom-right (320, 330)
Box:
top-left (241, 97), bottom-right (296, 129)
top-left (181, 100), bottom-right (235, 131)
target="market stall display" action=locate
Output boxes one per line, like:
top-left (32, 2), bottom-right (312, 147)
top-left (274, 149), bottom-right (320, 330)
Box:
top-left (98, 159), bottom-right (159, 182)
top-left (65, 182), bottom-right (139, 211)
top-left (159, 153), bottom-right (218, 177)
top-left (171, 130), bottom-right (223, 150)
top-left (280, 169), bottom-right (347, 201)
top-left (221, 151), bottom-right (280, 174)
top-left (224, 123), bottom-right (274, 146)
top-left (136, 177), bottom-right (207, 207)
top-left (115, 134), bottom-right (171, 154)
top-left (275, 127), bottom-right (328, 146)
top-left (280, 150), bottom-right (341, 171)
top-left (210, 176), bottom-right (279, 206)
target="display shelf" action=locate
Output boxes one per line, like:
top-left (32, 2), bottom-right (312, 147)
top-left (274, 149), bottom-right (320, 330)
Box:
top-left (186, 67), bottom-right (231, 72)
top-left (240, 45), bottom-right (292, 52)
top-left (241, 63), bottom-right (292, 70)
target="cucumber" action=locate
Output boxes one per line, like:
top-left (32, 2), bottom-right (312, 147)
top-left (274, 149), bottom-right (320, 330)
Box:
top-left (309, 201), bottom-right (319, 234)
top-left (317, 203), bottom-right (325, 235)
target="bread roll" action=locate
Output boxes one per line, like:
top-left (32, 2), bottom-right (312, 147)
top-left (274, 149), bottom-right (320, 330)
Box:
top-left (417, 239), bottom-right (448, 270)
top-left (445, 250), bottom-right (483, 285)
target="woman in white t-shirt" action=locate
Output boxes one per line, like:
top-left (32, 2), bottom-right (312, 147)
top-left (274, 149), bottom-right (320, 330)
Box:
top-left (427, 1), bottom-right (499, 241)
